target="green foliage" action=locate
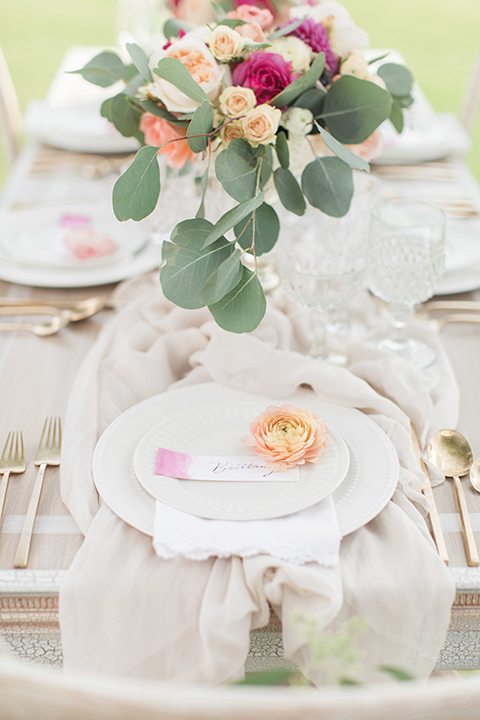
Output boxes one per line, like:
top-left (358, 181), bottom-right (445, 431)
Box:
top-left (267, 15), bottom-right (306, 41)
top-left (377, 63), bottom-right (414, 98)
top-left (154, 57), bottom-right (209, 104)
top-left (275, 132), bottom-right (290, 170)
top-left (217, 18), bottom-right (247, 28)
top-left (315, 124), bottom-right (370, 173)
top-left (200, 249), bottom-right (243, 304)
top-left (112, 145), bottom-right (160, 221)
top-left (138, 100), bottom-right (189, 128)
top-left (215, 139), bottom-right (258, 202)
top-left (204, 191), bottom-right (266, 246)
top-left (209, 266), bottom-right (267, 333)
top-left (272, 53), bottom-right (326, 108)
top-left (320, 75), bottom-right (392, 144)
top-left (273, 168), bottom-right (306, 216)
top-left (69, 50), bottom-right (130, 87)
top-left (187, 102), bottom-right (214, 153)
top-left (110, 93), bottom-right (142, 137)
top-left (163, 18), bottom-right (192, 38)
top-left (234, 202), bottom-right (279, 255)
top-left (126, 43), bottom-right (152, 83)
top-left (302, 157), bottom-right (354, 217)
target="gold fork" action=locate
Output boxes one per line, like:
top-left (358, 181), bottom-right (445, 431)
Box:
top-left (14, 418), bottom-right (62, 569)
top-left (0, 432), bottom-right (26, 525)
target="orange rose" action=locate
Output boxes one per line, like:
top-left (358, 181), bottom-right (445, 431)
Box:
top-left (140, 113), bottom-right (196, 170)
top-left (242, 404), bottom-right (329, 472)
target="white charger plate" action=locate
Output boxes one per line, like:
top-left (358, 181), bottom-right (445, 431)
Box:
top-left (92, 383), bottom-right (399, 535)
top-left (133, 403), bottom-right (350, 521)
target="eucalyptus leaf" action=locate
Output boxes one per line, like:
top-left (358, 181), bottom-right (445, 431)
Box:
top-left (242, 40), bottom-right (271, 52)
top-left (315, 123), bottom-right (370, 173)
top-left (100, 97), bottom-right (114, 122)
top-left (204, 190), bottom-right (266, 246)
top-left (126, 42), bottom-right (152, 83)
top-left (196, 160), bottom-right (210, 219)
top-left (187, 101), bottom-right (214, 153)
top-left (154, 57), bottom-right (209, 104)
top-left (320, 75), bottom-right (392, 144)
top-left (234, 202), bottom-right (279, 256)
top-left (110, 93), bottom-right (142, 137)
top-left (390, 100), bottom-right (404, 133)
top-left (367, 52), bottom-right (390, 66)
top-left (293, 87), bottom-right (326, 118)
top-left (377, 63), bottom-right (414, 98)
top-left (69, 51), bottom-right (129, 88)
top-left (161, 219), bottom-right (235, 308)
top-left (163, 18), bottom-right (192, 37)
top-left (301, 157), bottom-right (353, 218)
top-left (138, 99), bottom-right (189, 128)
top-left (268, 16), bottom-right (306, 41)
top-left (259, 153), bottom-right (272, 188)
top-left (209, 266), bottom-right (266, 333)
top-left (379, 666), bottom-right (414, 682)
top-left (215, 140), bottom-right (257, 201)
top-left (217, 18), bottom-right (247, 28)
top-left (273, 168), bottom-right (306, 216)
top-left (276, 132), bottom-right (290, 170)
top-left (272, 52), bottom-right (325, 108)
top-left (112, 145), bottom-right (160, 221)
top-left (200, 248), bottom-right (243, 304)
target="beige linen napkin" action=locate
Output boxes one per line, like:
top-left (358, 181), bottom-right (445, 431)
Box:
top-left (59, 274), bottom-right (456, 685)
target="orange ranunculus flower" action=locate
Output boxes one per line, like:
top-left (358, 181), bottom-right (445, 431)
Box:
top-left (140, 113), bottom-right (196, 170)
top-left (242, 404), bottom-right (329, 472)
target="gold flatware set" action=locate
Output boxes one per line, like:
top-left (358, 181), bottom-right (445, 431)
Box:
top-left (0, 294), bottom-right (114, 335)
top-left (0, 418), bottom-right (62, 569)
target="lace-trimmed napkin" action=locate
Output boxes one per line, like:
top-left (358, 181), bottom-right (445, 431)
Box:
top-left (153, 496), bottom-right (341, 565)
top-left (59, 274), bottom-right (458, 685)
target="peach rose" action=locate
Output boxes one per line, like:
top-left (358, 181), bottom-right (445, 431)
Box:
top-left (242, 104), bottom-right (281, 147)
top-left (242, 404), bottom-right (330, 472)
top-left (237, 21), bottom-right (267, 44)
top-left (140, 113), bottom-right (196, 170)
top-left (149, 36), bottom-right (224, 113)
top-left (219, 86), bottom-right (256, 117)
top-left (227, 4), bottom-right (274, 30)
top-left (220, 119), bottom-right (244, 146)
top-left (345, 128), bottom-right (384, 162)
top-left (209, 25), bottom-right (245, 62)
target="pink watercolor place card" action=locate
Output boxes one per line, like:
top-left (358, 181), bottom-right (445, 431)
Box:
top-left (155, 447), bottom-right (300, 482)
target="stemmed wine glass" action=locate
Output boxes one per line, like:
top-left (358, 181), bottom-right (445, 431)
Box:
top-left (276, 209), bottom-right (368, 364)
top-left (367, 199), bottom-right (446, 369)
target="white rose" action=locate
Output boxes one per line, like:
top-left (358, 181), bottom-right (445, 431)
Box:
top-left (340, 49), bottom-right (369, 79)
top-left (266, 36), bottom-right (311, 75)
top-left (289, 1), bottom-right (369, 56)
top-left (242, 104), bottom-right (281, 147)
top-left (148, 36), bottom-right (224, 113)
top-left (280, 107), bottom-right (314, 137)
top-left (209, 25), bottom-right (245, 62)
top-left (219, 86), bottom-right (256, 117)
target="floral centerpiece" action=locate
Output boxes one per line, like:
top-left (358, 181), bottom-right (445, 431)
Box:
top-left (74, 0), bottom-right (414, 333)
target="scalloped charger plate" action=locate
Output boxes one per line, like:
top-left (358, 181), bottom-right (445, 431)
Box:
top-left (92, 383), bottom-right (399, 536)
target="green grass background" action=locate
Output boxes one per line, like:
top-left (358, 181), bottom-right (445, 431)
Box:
top-left (0, 0), bottom-right (479, 187)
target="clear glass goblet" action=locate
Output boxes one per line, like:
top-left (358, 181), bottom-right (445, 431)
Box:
top-left (276, 213), bottom-right (368, 364)
top-left (368, 199), bottom-right (446, 369)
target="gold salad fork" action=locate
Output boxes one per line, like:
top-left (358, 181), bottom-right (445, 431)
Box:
top-left (14, 418), bottom-right (61, 569)
top-left (0, 432), bottom-right (26, 525)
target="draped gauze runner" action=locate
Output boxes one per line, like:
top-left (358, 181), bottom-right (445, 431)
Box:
top-left (59, 274), bottom-right (456, 685)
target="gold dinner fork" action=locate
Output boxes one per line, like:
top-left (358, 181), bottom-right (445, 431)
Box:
top-left (0, 432), bottom-right (26, 525)
top-left (14, 418), bottom-right (61, 569)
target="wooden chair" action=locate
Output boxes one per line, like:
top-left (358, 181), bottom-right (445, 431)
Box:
top-left (0, 44), bottom-right (22, 169)
top-left (459, 45), bottom-right (480, 135)
top-left (0, 646), bottom-right (478, 720)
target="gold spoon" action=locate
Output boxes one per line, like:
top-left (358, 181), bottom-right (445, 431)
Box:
top-left (470, 458), bottom-right (480, 493)
top-left (427, 429), bottom-right (479, 567)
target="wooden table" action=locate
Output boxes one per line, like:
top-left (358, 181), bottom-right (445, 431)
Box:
top-left (1, 66), bottom-right (480, 671)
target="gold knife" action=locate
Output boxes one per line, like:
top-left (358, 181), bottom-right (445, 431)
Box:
top-left (411, 423), bottom-right (449, 565)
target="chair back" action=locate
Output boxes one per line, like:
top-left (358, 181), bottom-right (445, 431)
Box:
top-left (460, 45), bottom-right (480, 134)
top-left (0, 44), bottom-right (22, 169)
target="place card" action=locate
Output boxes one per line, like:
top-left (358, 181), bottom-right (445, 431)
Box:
top-left (155, 447), bottom-right (300, 482)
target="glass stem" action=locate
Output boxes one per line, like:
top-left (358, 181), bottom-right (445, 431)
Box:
top-left (387, 303), bottom-right (414, 347)
top-left (310, 308), bottom-right (329, 360)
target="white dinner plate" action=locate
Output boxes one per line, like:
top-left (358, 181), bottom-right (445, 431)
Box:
top-left (1, 203), bottom-right (147, 269)
top-left (133, 403), bottom-right (350, 521)
top-left (92, 383), bottom-right (399, 536)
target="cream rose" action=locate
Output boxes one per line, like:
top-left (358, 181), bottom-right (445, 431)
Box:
top-left (220, 119), bottom-right (245, 147)
top-left (266, 36), bottom-right (311, 75)
top-left (148, 36), bottom-right (224, 113)
top-left (340, 49), bottom-right (369, 79)
top-left (242, 104), bottom-right (281, 147)
top-left (219, 86), bottom-right (256, 118)
top-left (208, 25), bottom-right (245, 62)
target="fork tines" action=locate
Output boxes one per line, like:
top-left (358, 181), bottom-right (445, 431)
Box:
top-left (0, 431), bottom-right (25, 473)
top-left (35, 417), bottom-right (62, 466)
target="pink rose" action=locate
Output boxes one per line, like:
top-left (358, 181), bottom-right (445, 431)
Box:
top-left (227, 4), bottom-right (274, 30)
top-left (140, 113), bottom-right (196, 170)
top-left (237, 21), bottom-right (266, 44)
top-left (232, 52), bottom-right (293, 105)
top-left (242, 404), bottom-right (330, 472)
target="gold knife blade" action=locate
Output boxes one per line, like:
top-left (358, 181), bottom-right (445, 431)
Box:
top-left (411, 423), bottom-right (449, 565)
